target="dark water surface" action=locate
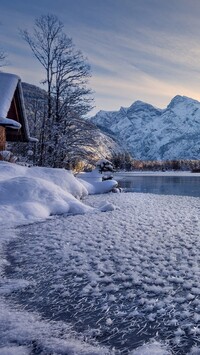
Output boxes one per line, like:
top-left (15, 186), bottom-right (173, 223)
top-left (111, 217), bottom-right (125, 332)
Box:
top-left (115, 175), bottom-right (200, 197)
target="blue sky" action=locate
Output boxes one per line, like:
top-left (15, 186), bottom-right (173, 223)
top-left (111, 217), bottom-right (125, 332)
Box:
top-left (1, 0), bottom-right (200, 115)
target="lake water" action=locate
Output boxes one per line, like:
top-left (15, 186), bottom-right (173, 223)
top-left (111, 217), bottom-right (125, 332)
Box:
top-left (115, 174), bottom-right (200, 197)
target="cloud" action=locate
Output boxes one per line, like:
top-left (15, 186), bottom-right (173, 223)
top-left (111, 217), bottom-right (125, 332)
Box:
top-left (70, 23), bottom-right (200, 113)
top-left (2, 0), bottom-right (200, 114)
top-left (91, 64), bottom-right (200, 114)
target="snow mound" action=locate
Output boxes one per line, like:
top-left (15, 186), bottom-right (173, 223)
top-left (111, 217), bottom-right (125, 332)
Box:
top-left (98, 200), bottom-right (117, 212)
top-left (0, 162), bottom-right (117, 226)
top-left (77, 169), bottom-right (117, 194)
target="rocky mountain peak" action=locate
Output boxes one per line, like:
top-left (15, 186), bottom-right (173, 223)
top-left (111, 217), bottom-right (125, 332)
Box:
top-left (90, 95), bottom-right (200, 161)
top-left (167, 95), bottom-right (199, 110)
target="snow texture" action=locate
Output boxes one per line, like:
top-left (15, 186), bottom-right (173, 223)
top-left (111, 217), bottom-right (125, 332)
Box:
top-left (1, 162), bottom-right (200, 354)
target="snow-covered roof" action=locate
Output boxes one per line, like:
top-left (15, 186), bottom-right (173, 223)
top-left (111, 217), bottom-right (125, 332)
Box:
top-left (0, 117), bottom-right (21, 129)
top-left (0, 73), bottom-right (20, 118)
top-left (0, 72), bottom-right (37, 142)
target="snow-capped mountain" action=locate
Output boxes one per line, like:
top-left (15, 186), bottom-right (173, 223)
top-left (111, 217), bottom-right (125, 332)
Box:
top-left (90, 95), bottom-right (200, 160)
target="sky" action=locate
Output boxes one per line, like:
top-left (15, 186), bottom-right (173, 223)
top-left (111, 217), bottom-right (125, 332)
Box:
top-left (1, 0), bottom-right (200, 115)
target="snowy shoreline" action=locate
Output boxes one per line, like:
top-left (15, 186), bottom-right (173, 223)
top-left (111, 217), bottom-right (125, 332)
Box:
top-left (1, 193), bottom-right (200, 354)
top-left (1, 162), bottom-right (200, 354)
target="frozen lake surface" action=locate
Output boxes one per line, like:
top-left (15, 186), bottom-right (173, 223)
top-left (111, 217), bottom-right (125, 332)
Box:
top-left (2, 192), bottom-right (200, 354)
top-left (114, 172), bottom-right (200, 197)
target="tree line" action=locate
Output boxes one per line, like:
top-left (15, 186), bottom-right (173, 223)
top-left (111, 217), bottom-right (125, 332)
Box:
top-left (110, 153), bottom-right (200, 172)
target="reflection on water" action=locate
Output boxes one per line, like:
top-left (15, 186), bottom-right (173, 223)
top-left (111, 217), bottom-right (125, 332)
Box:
top-left (117, 176), bottom-right (200, 197)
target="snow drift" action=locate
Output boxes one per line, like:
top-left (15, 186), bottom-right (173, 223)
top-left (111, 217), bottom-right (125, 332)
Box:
top-left (0, 162), bottom-right (117, 226)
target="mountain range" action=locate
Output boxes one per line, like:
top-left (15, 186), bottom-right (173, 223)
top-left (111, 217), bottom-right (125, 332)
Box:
top-left (90, 95), bottom-right (200, 161)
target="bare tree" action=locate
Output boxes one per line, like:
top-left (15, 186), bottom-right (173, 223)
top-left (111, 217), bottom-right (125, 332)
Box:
top-left (21, 15), bottom-right (64, 119)
top-left (21, 14), bottom-right (93, 121)
top-left (0, 51), bottom-right (7, 67)
top-left (21, 14), bottom-right (94, 167)
top-left (0, 23), bottom-right (7, 67)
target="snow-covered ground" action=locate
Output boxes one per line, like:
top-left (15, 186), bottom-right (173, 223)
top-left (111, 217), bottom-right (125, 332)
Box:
top-left (1, 162), bottom-right (200, 354)
top-left (0, 161), bottom-right (118, 227)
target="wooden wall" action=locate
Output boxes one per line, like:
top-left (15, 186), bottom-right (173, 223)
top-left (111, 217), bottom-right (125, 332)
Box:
top-left (0, 126), bottom-right (6, 150)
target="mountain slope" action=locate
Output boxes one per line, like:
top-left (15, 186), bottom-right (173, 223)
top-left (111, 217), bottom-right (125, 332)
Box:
top-left (21, 82), bottom-right (123, 163)
top-left (90, 95), bottom-right (200, 160)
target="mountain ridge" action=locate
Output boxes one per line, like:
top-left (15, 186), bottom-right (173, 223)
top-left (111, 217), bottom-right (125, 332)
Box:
top-left (90, 95), bottom-right (200, 161)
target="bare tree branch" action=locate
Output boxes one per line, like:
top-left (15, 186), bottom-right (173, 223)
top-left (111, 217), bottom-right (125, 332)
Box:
top-left (21, 14), bottom-right (95, 168)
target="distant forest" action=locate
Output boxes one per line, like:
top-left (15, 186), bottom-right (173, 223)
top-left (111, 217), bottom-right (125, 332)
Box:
top-left (111, 153), bottom-right (200, 172)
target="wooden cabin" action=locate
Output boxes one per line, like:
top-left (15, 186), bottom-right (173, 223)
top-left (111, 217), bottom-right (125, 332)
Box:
top-left (0, 72), bottom-right (36, 151)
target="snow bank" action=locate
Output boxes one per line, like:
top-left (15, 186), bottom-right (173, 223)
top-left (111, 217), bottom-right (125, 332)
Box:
top-left (77, 169), bottom-right (117, 194)
top-left (0, 162), bottom-right (117, 226)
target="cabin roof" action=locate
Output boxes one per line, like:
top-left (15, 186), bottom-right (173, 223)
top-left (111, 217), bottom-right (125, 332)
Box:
top-left (0, 72), bottom-right (37, 143)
